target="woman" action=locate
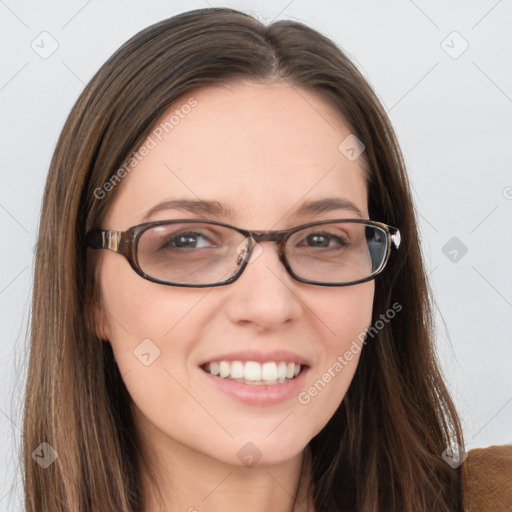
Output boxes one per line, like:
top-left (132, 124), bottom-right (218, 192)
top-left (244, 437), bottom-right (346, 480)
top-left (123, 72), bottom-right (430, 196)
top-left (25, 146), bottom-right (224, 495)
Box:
top-left (22, 7), bottom-right (509, 512)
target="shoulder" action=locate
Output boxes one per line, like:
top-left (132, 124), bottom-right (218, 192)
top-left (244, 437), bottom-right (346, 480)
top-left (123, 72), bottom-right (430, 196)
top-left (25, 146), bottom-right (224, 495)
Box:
top-left (462, 443), bottom-right (512, 512)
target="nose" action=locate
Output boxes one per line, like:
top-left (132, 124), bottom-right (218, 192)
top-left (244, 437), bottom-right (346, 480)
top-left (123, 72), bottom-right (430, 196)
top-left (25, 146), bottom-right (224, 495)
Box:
top-left (224, 240), bottom-right (302, 331)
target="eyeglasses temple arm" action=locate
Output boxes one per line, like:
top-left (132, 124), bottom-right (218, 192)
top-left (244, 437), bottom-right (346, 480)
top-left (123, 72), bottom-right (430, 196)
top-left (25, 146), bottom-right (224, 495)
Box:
top-left (86, 230), bottom-right (123, 252)
top-left (390, 228), bottom-right (401, 250)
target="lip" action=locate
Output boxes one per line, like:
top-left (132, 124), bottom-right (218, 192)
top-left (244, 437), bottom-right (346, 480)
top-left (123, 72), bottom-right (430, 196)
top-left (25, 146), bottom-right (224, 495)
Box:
top-left (201, 364), bottom-right (310, 406)
top-left (198, 349), bottom-right (310, 366)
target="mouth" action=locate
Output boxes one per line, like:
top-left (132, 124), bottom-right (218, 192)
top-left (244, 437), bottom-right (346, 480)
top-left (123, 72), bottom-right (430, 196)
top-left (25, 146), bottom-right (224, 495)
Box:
top-left (200, 360), bottom-right (305, 385)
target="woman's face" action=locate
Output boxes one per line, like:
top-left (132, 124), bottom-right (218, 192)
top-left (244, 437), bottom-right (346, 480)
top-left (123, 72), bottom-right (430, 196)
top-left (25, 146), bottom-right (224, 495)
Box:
top-left (96, 80), bottom-right (374, 467)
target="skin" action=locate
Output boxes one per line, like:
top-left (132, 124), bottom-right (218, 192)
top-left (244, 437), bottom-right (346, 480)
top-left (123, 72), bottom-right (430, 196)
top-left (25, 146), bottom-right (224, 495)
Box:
top-left (95, 79), bottom-right (374, 512)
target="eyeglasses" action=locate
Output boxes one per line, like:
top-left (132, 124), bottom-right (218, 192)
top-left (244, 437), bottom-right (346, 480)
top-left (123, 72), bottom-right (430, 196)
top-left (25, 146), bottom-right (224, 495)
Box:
top-left (86, 219), bottom-right (401, 287)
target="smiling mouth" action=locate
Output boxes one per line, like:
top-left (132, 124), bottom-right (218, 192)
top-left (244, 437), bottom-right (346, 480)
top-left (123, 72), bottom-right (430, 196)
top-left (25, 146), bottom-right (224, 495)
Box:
top-left (200, 360), bottom-right (305, 385)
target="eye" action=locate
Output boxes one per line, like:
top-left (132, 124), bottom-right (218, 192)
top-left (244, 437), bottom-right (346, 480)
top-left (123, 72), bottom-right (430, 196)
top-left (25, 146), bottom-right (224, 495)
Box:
top-left (162, 231), bottom-right (215, 250)
top-left (302, 231), bottom-right (349, 249)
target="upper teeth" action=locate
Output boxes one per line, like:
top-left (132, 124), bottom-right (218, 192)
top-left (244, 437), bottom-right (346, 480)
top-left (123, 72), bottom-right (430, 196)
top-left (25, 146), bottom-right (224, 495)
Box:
top-left (204, 361), bottom-right (301, 382)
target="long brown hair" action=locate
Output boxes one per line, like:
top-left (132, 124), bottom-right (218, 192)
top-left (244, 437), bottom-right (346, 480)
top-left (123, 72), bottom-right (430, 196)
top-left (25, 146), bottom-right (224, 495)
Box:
top-left (23, 7), bottom-right (465, 511)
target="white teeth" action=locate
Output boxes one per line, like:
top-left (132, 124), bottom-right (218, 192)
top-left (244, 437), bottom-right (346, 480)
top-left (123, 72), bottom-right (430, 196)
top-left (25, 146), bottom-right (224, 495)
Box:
top-left (204, 360), bottom-right (303, 383)
top-left (230, 361), bottom-right (244, 379)
top-left (261, 362), bottom-right (277, 380)
top-left (209, 361), bottom-right (220, 376)
top-left (277, 361), bottom-right (287, 380)
top-left (219, 361), bottom-right (230, 378)
top-left (244, 361), bottom-right (261, 381)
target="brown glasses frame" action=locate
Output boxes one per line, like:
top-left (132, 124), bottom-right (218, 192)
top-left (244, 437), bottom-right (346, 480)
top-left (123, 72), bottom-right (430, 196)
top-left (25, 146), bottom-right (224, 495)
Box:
top-left (86, 218), bottom-right (401, 288)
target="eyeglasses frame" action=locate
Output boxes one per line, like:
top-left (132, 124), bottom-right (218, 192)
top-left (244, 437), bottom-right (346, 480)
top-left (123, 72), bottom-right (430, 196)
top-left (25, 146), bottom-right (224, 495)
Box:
top-left (86, 218), bottom-right (401, 288)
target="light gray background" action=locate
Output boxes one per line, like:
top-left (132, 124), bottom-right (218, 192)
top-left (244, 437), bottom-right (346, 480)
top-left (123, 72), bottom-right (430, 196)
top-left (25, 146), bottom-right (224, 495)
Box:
top-left (1, 0), bottom-right (511, 509)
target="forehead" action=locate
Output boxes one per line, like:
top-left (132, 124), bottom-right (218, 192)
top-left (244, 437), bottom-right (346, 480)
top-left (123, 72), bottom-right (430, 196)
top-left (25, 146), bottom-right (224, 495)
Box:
top-left (103, 80), bottom-right (369, 229)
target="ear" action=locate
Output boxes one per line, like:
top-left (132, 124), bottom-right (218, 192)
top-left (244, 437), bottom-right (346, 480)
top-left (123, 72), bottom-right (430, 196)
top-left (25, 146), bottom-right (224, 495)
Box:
top-left (93, 300), bottom-right (112, 341)
top-left (86, 250), bottom-right (111, 341)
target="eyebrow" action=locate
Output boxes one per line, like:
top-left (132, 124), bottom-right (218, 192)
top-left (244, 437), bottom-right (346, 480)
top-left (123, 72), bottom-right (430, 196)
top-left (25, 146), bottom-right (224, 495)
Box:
top-left (295, 198), bottom-right (364, 218)
top-left (142, 197), bottom-right (364, 222)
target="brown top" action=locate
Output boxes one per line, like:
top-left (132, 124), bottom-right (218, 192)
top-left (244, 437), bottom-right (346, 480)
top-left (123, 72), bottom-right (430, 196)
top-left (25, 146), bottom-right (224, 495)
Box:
top-left (462, 444), bottom-right (512, 511)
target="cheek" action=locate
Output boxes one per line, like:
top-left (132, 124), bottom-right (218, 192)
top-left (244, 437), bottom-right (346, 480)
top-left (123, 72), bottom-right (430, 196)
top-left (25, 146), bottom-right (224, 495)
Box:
top-left (98, 249), bottom-right (206, 331)
top-left (314, 280), bottom-right (375, 342)
top-left (96, 253), bottom-right (207, 378)
top-left (296, 281), bottom-right (374, 429)
top-left (97, 265), bottom-right (219, 447)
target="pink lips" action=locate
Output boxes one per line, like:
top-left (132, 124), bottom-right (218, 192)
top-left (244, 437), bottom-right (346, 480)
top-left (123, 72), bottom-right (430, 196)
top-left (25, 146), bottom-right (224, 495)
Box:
top-left (198, 349), bottom-right (311, 406)
top-left (201, 367), bottom-right (309, 406)
top-left (198, 349), bottom-right (310, 367)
